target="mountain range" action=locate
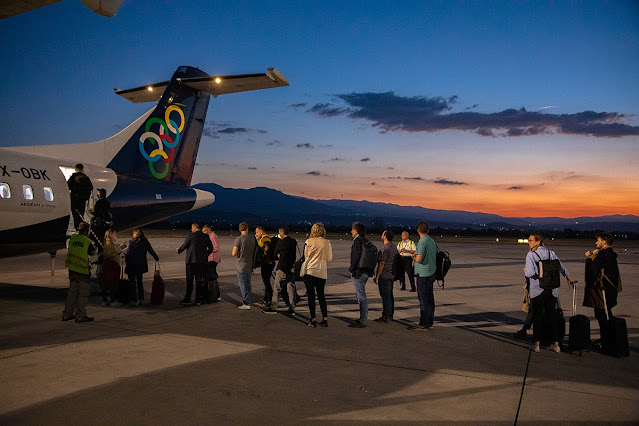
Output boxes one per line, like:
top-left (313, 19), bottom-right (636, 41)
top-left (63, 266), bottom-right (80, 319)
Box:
top-left (173, 183), bottom-right (639, 233)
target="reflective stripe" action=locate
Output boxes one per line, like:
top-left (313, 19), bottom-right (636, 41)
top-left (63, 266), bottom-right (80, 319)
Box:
top-left (65, 234), bottom-right (92, 274)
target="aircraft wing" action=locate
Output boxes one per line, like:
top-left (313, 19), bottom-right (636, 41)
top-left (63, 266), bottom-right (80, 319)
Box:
top-left (1, 0), bottom-right (123, 19)
top-left (114, 68), bottom-right (289, 103)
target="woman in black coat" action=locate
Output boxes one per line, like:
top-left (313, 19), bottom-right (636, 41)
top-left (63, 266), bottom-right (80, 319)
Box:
top-left (124, 228), bottom-right (159, 306)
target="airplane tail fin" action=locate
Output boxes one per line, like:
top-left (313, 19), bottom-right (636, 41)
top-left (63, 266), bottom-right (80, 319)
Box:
top-left (108, 66), bottom-right (289, 186)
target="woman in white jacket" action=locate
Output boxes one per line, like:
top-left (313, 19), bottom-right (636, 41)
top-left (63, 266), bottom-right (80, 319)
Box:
top-left (302, 222), bottom-right (333, 327)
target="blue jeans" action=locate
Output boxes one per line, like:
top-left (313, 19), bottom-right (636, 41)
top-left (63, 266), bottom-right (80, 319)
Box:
top-left (237, 271), bottom-right (252, 305)
top-left (377, 277), bottom-right (394, 319)
top-left (416, 274), bottom-right (435, 326)
top-left (352, 273), bottom-right (369, 324)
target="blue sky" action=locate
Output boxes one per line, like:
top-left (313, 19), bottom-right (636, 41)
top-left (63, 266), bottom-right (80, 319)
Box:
top-left (1, 0), bottom-right (638, 217)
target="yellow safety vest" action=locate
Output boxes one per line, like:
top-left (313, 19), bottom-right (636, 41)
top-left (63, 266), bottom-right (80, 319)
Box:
top-left (65, 234), bottom-right (92, 275)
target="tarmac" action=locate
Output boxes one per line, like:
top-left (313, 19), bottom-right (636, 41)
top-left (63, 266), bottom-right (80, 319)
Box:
top-left (0, 235), bottom-right (637, 424)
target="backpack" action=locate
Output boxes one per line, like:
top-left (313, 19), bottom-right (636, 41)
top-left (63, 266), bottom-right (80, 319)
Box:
top-left (73, 173), bottom-right (93, 200)
top-left (391, 252), bottom-right (402, 281)
top-left (534, 251), bottom-right (561, 289)
top-left (267, 235), bottom-right (280, 263)
top-left (253, 237), bottom-right (271, 269)
top-left (435, 245), bottom-right (451, 288)
top-left (358, 238), bottom-right (378, 271)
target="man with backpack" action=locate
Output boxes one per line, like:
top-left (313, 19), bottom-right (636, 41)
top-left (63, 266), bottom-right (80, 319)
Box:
top-left (67, 163), bottom-right (93, 230)
top-left (255, 226), bottom-right (275, 308)
top-left (409, 222), bottom-right (437, 331)
top-left (348, 222), bottom-right (376, 328)
top-left (264, 226), bottom-right (297, 315)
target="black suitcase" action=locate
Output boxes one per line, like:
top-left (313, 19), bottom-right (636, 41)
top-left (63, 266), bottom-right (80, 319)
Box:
top-left (118, 277), bottom-right (136, 304)
top-left (602, 317), bottom-right (629, 357)
top-left (569, 284), bottom-right (591, 352)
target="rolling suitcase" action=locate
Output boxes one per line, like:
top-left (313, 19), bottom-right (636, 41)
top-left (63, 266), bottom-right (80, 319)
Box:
top-left (151, 262), bottom-right (165, 305)
top-left (602, 317), bottom-right (629, 357)
top-left (600, 288), bottom-right (629, 357)
top-left (569, 283), bottom-right (591, 352)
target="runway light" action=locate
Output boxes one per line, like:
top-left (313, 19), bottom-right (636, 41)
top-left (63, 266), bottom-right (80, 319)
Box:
top-left (147, 86), bottom-right (153, 92)
top-left (215, 77), bottom-right (221, 84)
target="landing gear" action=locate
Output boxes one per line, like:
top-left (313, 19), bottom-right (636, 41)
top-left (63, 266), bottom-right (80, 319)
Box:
top-left (48, 250), bottom-right (57, 276)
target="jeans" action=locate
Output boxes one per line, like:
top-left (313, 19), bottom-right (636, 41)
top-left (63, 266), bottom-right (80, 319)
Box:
top-left (271, 269), bottom-right (297, 310)
top-left (377, 277), bottom-right (394, 319)
top-left (63, 270), bottom-right (91, 319)
top-left (416, 274), bottom-right (435, 326)
top-left (260, 262), bottom-right (275, 302)
top-left (237, 271), bottom-right (252, 305)
top-left (352, 273), bottom-right (369, 324)
top-left (304, 274), bottom-right (327, 320)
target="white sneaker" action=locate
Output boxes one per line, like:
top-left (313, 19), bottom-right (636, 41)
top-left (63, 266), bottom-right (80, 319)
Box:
top-left (531, 343), bottom-right (540, 353)
top-left (237, 304), bottom-right (251, 310)
top-left (552, 344), bottom-right (561, 353)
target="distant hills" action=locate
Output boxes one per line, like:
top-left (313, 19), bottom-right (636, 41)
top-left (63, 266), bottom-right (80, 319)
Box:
top-left (173, 183), bottom-right (639, 233)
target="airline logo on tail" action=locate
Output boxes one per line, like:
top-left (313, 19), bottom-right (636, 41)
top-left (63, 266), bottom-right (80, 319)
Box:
top-left (139, 105), bottom-right (185, 179)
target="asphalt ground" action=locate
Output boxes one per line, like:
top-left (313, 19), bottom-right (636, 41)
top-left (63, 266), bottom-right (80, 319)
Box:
top-left (0, 235), bottom-right (637, 424)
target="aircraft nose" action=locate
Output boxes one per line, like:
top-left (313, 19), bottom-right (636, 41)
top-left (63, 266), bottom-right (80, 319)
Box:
top-left (191, 189), bottom-right (215, 210)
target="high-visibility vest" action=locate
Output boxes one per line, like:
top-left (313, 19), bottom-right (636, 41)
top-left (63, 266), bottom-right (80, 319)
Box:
top-left (65, 234), bottom-right (92, 275)
top-left (397, 240), bottom-right (415, 256)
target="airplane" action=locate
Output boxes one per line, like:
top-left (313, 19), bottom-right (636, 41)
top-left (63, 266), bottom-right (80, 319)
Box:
top-left (0, 65), bottom-right (289, 257)
top-left (1, 0), bottom-right (124, 19)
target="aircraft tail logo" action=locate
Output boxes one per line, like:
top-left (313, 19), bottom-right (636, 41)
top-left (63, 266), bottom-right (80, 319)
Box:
top-left (139, 105), bottom-right (185, 179)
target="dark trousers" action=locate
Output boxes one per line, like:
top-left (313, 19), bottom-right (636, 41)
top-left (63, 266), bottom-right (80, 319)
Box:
top-left (594, 307), bottom-right (615, 339)
top-left (377, 277), bottom-right (394, 319)
top-left (303, 274), bottom-right (327, 320)
top-left (185, 263), bottom-right (207, 302)
top-left (71, 198), bottom-right (87, 230)
top-left (128, 273), bottom-right (144, 302)
top-left (207, 260), bottom-right (219, 281)
top-left (261, 262), bottom-right (275, 302)
top-left (399, 257), bottom-right (415, 290)
top-left (416, 274), bottom-right (435, 326)
top-left (531, 289), bottom-right (558, 343)
top-left (523, 302), bottom-right (534, 330)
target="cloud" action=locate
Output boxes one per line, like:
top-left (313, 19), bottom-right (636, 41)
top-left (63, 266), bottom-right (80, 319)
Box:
top-left (307, 91), bottom-right (639, 137)
top-left (371, 182), bottom-right (376, 185)
top-left (218, 127), bottom-right (249, 134)
top-left (328, 157), bottom-right (345, 161)
top-left (360, 157), bottom-right (371, 162)
top-left (266, 140), bottom-right (282, 146)
top-left (202, 125), bottom-right (221, 138)
top-left (296, 143), bottom-right (314, 149)
top-left (307, 171), bottom-right (321, 176)
top-left (248, 167), bottom-right (257, 170)
top-left (508, 186), bottom-right (523, 190)
top-left (404, 177), bottom-right (423, 180)
top-left (434, 179), bottom-right (467, 185)
top-left (306, 103), bottom-right (350, 117)
top-left (290, 103), bottom-right (307, 108)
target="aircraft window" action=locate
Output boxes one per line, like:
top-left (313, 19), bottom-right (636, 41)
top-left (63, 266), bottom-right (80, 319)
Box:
top-left (23, 185), bottom-right (34, 200)
top-left (0, 183), bottom-right (10, 199)
top-left (44, 187), bottom-right (54, 201)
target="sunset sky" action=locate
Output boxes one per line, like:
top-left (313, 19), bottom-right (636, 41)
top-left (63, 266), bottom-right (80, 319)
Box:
top-left (1, 1), bottom-right (638, 218)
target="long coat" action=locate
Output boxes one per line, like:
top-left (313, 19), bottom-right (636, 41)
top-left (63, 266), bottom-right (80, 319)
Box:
top-left (583, 248), bottom-right (621, 309)
top-left (124, 237), bottom-right (159, 275)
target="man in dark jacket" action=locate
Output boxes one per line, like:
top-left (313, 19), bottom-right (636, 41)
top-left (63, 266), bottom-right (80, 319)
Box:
top-left (177, 222), bottom-right (213, 305)
top-left (67, 163), bottom-right (93, 230)
top-left (265, 226), bottom-right (297, 315)
top-left (583, 232), bottom-right (621, 333)
top-left (349, 221), bottom-right (373, 328)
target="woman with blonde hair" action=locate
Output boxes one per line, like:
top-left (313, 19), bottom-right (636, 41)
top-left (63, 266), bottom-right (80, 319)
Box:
top-left (101, 229), bottom-right (126, 305)
top-left (301, 222), bottom-right (333, 327)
